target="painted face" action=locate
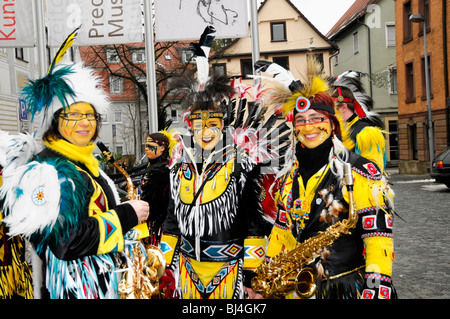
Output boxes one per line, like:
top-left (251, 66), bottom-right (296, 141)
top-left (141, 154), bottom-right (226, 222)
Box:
top-left (57, 102), bottom-right (97, 147)
top-left (145, 138), bottom-right (165, 160)
top-left (191, 112), bottom-right (224, 150)
top-left (294, 109), bottom-right (333, 149)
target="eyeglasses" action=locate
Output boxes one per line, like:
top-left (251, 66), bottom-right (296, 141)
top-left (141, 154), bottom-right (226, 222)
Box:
top-left (295, 116), bottom-right (329, 126)
top-left (59, 112), bottom-right (99, 121)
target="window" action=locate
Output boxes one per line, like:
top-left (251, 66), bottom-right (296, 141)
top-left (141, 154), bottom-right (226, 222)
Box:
top-left (213, 63), bottom-right (226, 76)
top-left (388, 66), bottom-right (398, 94)
top-left (419, 0), bottom-right (430, 33)
top-left (333, 54), bottom-right (339, 66)
top-left (405, 62), bottom-right (415, 102)
top-left (409, 124), bottom-right (418, 160)
top-left (240, 59), bottom-right (253, 79)
top-left (272, 56), bottom-right (289, 71)
top-left (110, 76), bottom-right (123, 95)
top-left (115, 111), bottom-right (122, 123)
top-left (164, 54), bottom-right (172, 60)
top-left (116, 145), bottom-right (123, 155)
top-left (106, 48), bottom-right (120, 63)
top-left (132, 49), bottom-right (146, 63)
top-left (388, 120), bottom-right (399, 161)
top-left (386, 23), bottom-right (396, 47)
top-left (170, 109), bottom-right (179, 123)
top-left (15, 48), bottom-right (25, 61)
top-left (353, 31), bottom-right (359, 54)
top-left (403, 1), bottom-right (412, 42)
top-left (421, 55), bottom-right (432, 99)
top-left (103, 113), bottom-right (109, 124)
top-left (180, 48), bottom-right (194, 63)
top-left (271, 22), bottom-right (286, 42)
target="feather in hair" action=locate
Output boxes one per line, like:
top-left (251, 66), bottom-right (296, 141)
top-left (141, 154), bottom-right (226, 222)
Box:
top-left (48, 26), bottom-right (81, 74)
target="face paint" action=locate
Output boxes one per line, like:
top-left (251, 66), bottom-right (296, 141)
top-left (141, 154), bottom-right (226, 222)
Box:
top-left (294, 109), bottom-right (333, 149)
top-left (145, 138), bottom-right (164, 160)
top-left (57, 102), bottom-right (97, 147)
top-left (191, 114), bottom-right (223, 150)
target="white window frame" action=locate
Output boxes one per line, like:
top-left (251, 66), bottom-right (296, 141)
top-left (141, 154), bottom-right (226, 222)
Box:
top-left (385, 22), bottom-right (396, 48)
top-left (115, 111), bottom-right (122, 123)
top-left (106, 48), bottom-right (120, 63)
top-left (388, 66), bottom-right (398, 95)
top-left (180, 48), bottom-right (194, 64)
top-left (132, 49), bottom-right (146, 63)
top-left (353, 31), bottom-right (359, 54)
top-left (109, 75), bottom-right (123, 95)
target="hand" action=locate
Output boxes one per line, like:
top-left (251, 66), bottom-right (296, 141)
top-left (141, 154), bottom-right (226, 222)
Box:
top-left (243, 286), bottom-right (264, 299)
top-left (126, 200), bottom-right (149, 224)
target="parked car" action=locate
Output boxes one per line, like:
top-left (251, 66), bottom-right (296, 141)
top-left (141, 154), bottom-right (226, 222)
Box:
top-left (431, 146), bottom-right (450, 188)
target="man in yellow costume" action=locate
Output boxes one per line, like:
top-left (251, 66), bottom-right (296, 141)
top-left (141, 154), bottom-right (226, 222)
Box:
top-left (159, 27), bottom-right (275, 299)
top-left (330, 71), bottom-right (388, 171)
top-left (249, 58), bottom-right (396, 299)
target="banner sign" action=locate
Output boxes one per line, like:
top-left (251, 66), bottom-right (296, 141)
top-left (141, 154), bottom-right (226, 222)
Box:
top-left (154, 0), bottom-right (249, 41)
top-left (0, 1), bottom-right (35, 47)
top-left (46, 0), bottom-right (144, 47)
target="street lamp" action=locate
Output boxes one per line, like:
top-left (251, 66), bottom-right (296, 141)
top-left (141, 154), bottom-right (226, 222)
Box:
top-left (409, 13), bottom-right (435, 169)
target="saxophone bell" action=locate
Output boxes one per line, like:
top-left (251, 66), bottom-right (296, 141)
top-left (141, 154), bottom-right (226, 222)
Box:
top-left (295, 266), bottom-right (317, 298)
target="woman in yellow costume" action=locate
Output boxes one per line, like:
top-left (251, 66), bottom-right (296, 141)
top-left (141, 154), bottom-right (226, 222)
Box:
top-left (0, 29), bottom-right (149, 299)
top-left (159, 27), bottom-right (278, 299)
top-left (250, 58), bottom-right (397, 299)
top-left (330, 71), bottom-right (388, 171)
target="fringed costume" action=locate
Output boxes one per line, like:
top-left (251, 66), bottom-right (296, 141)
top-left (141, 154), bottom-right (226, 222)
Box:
top-left (255, 58), bottom-right (396, 299)
top-left (159, 27), bottom-right (281, 299)
top-left (0, 166), bottom-right (33, 299)
top-left (330, 71), bottom-right (388, 171)
top-left (0, 29), bottom-right (146, 299)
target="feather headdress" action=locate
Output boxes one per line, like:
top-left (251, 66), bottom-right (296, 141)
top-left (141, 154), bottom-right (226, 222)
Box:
top-left (256, 56), bottom-right (333, 121)
top-left (21, 27), bottom-right (110, 130)
top-left (173, 26), bottom-right (236, 127)
top-left (330, 70), bottom-right (383, 127)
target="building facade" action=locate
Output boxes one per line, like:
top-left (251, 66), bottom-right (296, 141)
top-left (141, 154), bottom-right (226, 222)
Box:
top-left (395, 0), bottom-right (450, 174)
top-left (327, 0), bottom-right (399, 165)
top-left (215, 0), bottom-right (337, 88)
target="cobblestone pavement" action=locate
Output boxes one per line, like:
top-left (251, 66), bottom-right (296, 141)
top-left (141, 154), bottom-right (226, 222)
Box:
top-left (387, 169), bottom-right (450, 299)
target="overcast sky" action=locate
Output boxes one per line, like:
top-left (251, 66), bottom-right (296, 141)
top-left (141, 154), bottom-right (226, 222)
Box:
top-left (258, 0), bottom-right (356, 35)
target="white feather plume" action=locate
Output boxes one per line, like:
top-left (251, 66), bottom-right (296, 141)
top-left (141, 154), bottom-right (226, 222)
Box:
top-left (0, 130), bottom-right (39, 169)
top-left (0, 161), bottom-right (61, 238)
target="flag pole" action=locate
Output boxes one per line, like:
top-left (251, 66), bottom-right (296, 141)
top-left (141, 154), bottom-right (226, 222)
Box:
top-left (250, 0), bottom-right (260, 85)
top-left (31, 0), bottom-right (48, 299)
top-left (143, 0), bottom-right (159, 134)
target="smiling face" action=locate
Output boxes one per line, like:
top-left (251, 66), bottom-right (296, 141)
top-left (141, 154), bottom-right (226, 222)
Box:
top-left (57, 102), bottom-right (97, 147)
top-left (191, 111), bottom-right (224, 150)
top-left (294, 109), bottom-right (333, 149)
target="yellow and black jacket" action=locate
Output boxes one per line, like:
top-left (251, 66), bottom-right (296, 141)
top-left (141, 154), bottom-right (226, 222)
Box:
top-left (267, 148), bottom-right (396, 299)
top-left (161, 131), bottom-right (272, 299)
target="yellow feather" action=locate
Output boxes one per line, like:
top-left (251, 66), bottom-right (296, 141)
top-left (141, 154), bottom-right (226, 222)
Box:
top-left (47, 26), bottom-right (81, 74)
top-left (160, 128), bottom-right (180, 158)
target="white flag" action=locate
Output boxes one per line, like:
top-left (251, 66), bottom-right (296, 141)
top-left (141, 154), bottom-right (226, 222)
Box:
top-left (154, 0), bottom-right (249, 41)
top-left (0, 1), bottom-right (35, 47)
top-left (47, 0), bottom-right (144, 47)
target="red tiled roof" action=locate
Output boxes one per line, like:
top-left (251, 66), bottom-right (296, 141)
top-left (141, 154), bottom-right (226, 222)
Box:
top-left (326, 0), bottom-right (379, 38)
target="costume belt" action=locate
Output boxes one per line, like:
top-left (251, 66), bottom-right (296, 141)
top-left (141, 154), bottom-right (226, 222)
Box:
top-left (180, 235), bottom-right (244, 262)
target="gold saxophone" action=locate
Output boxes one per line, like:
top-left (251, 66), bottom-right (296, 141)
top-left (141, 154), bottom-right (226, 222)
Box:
top-left (97, 142), bottom-right (166, 299)
top-left (251, 163), bottom-right (358, 299)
